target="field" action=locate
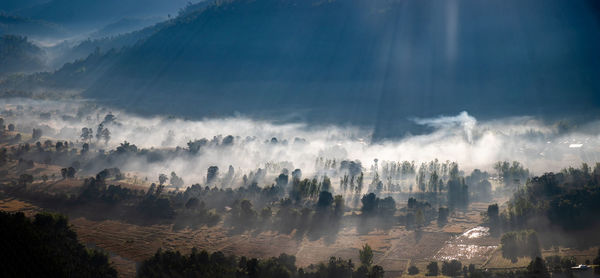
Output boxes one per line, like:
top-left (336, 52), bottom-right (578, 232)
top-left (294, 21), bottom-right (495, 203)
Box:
top-left (0, 193), bottom-right (501, 278)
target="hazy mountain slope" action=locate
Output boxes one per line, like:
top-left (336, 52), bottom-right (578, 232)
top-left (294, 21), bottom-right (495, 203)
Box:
top-left (82, 0), bottom-right (600, 136)
top-left (0, 0), bottom-right (48, 13)
top-left (0, 13), bottom-right (67, 39)
top-left (15, 0), bottom-right (192, 29)
top-left (0, 35), bottom-right (46, 75)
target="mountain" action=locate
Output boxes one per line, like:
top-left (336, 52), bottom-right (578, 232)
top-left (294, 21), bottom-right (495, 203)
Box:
top-left (0, 13), bottom-right (67, 39)
top-left (0, 35), bottom-right (46, 75)
top-left (0, 0), bottom-right (48, 13)
top-left (77, 0), bottom-right (600, 137)
top-left (14, 0), bottom-right (193, 29)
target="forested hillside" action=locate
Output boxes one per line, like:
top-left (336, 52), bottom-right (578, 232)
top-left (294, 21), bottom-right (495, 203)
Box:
top-left (76, 0), bottom-right (600, 138)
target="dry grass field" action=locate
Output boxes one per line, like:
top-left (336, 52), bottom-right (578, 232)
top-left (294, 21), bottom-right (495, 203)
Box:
top-left (0, 195), bottom-right (498, 278)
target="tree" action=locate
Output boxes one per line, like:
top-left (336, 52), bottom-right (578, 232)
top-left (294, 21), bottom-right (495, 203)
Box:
top-left (32, 128), bottom-right (42, 140)
top-left (527, 257), bottom-right (549, 278)
top-left (96, 124), bottom-right (110, 144)
top-left (360, 193), bottom-right (377, 214)
top-left (441, 260), bottom-right (462, 277)
top-left (438, 207), bottom-right (449, 227)
top-left (426, 261), bottom-right (439, 276)
top-left (487, 204), bottom-right (499, 223)
top-left (526, 231), bottom-right (541, 259)
top-left (317, 191), bottom-right (334, 208)
top-left (370, 265), bottom-right (384, 278)
top-left (66, 167), bottom-right (76, 178)
top-left (501, 232), bottom-right (519, 262)
top-left (207, 166), bottom-right (219, 184)
top-left (0, 211), bottom-right (117, 277)
top-left (359, 244), bottom-right (373, 267)
top-left (408, 265), bottom-right (419, 275)
top-left (333, 195), bottom-right (344, 219)
top-left (18, 174), bottom-right (33, 188)
top-left (170, 172), bottom-right (184, 189)
top-left (158, 174), bottom-right (168, 185)
top-left (80, 127), bottom-right (93, 142)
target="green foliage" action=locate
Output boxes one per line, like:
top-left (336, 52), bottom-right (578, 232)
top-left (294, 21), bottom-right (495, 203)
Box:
top-left (0, 211), bottom-right (116, 277)
top-left (359, 244), bottom-right (373, 267)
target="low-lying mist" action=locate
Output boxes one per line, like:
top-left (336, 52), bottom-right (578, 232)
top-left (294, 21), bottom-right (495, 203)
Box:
top-left (2, 98), bottom-right (598, 186)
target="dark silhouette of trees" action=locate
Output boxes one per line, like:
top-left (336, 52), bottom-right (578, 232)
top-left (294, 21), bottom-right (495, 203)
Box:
top-left (426, 261), bottom-right (439, 276)
top-left (437, 207), bottom-right (449, 227)
top-left (360, 193), bottom-right (395, 217)
top-left (527, 257), bottom-right (550, 278)
top-left (32, 128), bottom-right (42, 140)
top-left (500, 230), bottom-right (541, 262)
top-left (60, 166), bottom-right (76, 178)
top-left (158, 173), bottom-right (168, 186)
top-left (81, 127), bottom-right (93, 142)
top-left (207, 166), bottom-right (219, 184)
top-left (138, 246), bottom-right (384, 278)
top-left (18, 173), bottom-right (33, 188)
top-left (0, 211), bottom-right (116, 277)
top-left (441, 260), bottom-right (462, 276)
top-left (494, 161), bottom-right (529, 188)
top-left (170, 171), bottom-right (184, 189)
top-left (408, 265), bottom-right (419, 275)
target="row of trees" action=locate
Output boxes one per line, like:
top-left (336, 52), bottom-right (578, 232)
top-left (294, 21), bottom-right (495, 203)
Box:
top-left (137, 244), bottom-right (384, 278)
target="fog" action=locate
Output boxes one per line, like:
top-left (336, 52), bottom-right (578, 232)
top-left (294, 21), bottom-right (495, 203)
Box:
top-left (3, 98), bottom-right (598, 186)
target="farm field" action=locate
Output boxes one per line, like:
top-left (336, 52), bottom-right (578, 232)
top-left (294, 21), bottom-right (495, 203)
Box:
top-left (0, 195), bottom-right (507, 278)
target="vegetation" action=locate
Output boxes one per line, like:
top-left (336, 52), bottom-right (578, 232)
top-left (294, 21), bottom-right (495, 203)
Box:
top-left (138, 244), bottom-right (384, 278)
top-left (492, 164), bottom-right (600, 247)
top-left (0, 211), bottom-right (116, 277)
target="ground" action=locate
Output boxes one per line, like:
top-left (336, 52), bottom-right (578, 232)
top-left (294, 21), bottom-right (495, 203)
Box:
top-left (0, 194), bottom-right (517, 278)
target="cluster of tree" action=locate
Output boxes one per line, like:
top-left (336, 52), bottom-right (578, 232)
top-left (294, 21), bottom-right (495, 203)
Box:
top-left (416, 160), bottom-right (459, 193)
top-left (447, 174), bottom-right (469, 209)
top-left (173, 197), bottom-right (222, 229)
top-left (224, 190), bottom-right (345, 239)
top-left (0, 35), bottom-right (45, 75)
top-left (491, 164), bottom-right (600, 245)
top-left (417, 261), bottom-right (484, 277)
top-left (137, 244), bottom-right (384, 278)
top-left (466, 169), bottom-right (492, 202)
top-left (0, 211), bottom-right (117, 277)
top-left (360, 193), bottom-right (395, 217)
top-left (494, 161), bottom-right (529, 189)
top-left (401, 197), bottom-right (435, 229)
top-left (290, 176), bottom-right (331, 201)
top-left (500, 230), bottom-right (541, 262)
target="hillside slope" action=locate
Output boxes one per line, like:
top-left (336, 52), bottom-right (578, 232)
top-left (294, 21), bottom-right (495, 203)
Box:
top-left (66, 0), bottom-right (600, 136)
